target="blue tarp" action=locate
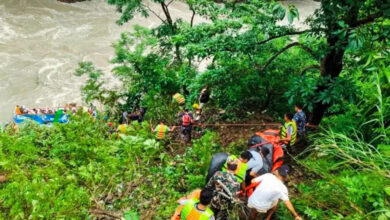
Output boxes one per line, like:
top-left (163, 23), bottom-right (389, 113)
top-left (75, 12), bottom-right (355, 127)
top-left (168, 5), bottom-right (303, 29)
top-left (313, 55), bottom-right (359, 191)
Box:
top-left (13, 114), bottom-right (69, 124)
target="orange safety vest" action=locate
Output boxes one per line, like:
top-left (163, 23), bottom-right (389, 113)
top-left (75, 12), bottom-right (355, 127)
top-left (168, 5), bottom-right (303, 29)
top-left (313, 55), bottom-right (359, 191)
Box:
top-left (173, 93), bottom-right (185, 104)
top-left (15, 107), bottom-right (22, 115)
top-left (182, 114), bottom-right (192, 126)
top-left (118, 124), bottom-right (127, 134)
top-left (156, 124), bottom-right (169, 139)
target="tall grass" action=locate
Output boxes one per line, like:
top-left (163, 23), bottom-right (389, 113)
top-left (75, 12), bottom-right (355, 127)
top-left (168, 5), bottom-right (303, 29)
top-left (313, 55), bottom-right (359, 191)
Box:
top-left (290, 74), bottom-right (390, 219)
top-left (308, 131), bottom-right (389, 178)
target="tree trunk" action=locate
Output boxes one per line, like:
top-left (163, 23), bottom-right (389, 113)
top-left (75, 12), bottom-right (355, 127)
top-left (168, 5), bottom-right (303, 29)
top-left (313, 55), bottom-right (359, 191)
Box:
top-left (309, 36), bottom-right (346, 125)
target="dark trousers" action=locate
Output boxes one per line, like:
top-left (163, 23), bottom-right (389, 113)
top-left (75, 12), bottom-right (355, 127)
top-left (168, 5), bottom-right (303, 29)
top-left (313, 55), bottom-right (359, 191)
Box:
top-left (181, 126), bottom-right (192, 141)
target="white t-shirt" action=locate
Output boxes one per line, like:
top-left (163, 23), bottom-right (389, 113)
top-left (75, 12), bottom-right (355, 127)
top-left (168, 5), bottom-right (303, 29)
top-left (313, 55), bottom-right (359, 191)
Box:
top-left (248, 173), bottom-right (289, 211)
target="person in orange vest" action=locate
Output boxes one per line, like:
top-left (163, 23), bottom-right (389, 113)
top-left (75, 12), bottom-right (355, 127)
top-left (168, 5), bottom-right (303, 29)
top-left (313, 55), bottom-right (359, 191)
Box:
top-left (15, 105), bottom-right (22, 115)
top-left (117, 123), bottom-right (128, 135)
top-left (178, 109), bottom-right (194, 143)
top-left (153, 120), bottom-right (175, 140)
top-left (175, 188), bottom-right (215, 220)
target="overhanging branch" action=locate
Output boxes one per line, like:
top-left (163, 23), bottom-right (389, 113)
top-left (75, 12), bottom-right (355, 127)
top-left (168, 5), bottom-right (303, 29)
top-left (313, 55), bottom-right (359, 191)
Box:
top-left (141, 3), bottom-right (166, 24)
top-left (257, 30), bottom-right (311, 45)
top-left (351, 11), bottom-right (384, 28)
top-left (300, 65), bottom-right (320, 75)
top-left (260, 42), bottom-right (317, 73)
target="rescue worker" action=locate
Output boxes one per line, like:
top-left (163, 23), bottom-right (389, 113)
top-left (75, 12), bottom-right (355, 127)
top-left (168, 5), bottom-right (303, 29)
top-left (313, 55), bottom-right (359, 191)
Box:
top-left (222, 151), bottom-right (251, 184)
top-left (198, 86), bottom-right (209, 115)
top-left (15, 105), bottom-right (22, 115)
top-left (173, 93), bottom-right (186, 105)
top-left (245, 148), bottom-right (271, 186)
top-left (293, 103), bottom-right (307, 137)
top-left (258, 147), bottom-right (271, 175)
top-left (122, 111), bottom-right (128, 124)
top-left (248, 165), bottom-right (302, 220)
top-left (178, 109), bottom-right (193, 142)
top-left (205, 157), bottom-right (241, 220)
top-left (118, 123), bottom-right (128, 134)
top-left (153, 120), bottom-right (173, 140)
top-left (179, 188), bottom-right (215, 220)
top-left (192, 103), bottom-right (201, 122)
top-left (107, 122), bottom-right (115, 135)
top-left (172, 189), bottom-right (202, 220)
top-left (280, 113), bottom-right (297, 147)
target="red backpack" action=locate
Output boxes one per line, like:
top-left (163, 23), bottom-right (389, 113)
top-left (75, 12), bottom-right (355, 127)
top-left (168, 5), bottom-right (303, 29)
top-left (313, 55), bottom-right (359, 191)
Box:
top-left (182, 114), bottom-right (192, 126)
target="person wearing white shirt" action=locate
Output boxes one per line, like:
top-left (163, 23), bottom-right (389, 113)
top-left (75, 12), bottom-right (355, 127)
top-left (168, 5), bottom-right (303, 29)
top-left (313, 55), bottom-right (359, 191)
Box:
top-left (248, 165), bottom-right (302, 220)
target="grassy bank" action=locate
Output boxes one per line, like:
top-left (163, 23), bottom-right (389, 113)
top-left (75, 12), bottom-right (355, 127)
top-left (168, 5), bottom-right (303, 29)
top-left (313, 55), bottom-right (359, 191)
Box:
top-left (1, 112), bottom-right (389, 219)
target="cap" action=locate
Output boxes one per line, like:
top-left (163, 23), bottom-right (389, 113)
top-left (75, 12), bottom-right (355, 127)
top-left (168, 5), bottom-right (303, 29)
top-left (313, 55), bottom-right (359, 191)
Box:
top-left (278, 165), bottom-right (290, 177)
top-left (226, 157), bottom-right (238, 165)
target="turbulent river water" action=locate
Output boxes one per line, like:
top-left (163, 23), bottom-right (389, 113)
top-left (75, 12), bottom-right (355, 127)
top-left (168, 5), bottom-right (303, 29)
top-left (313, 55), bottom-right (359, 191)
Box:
top-left (0, 0), bottom-right (319, 123)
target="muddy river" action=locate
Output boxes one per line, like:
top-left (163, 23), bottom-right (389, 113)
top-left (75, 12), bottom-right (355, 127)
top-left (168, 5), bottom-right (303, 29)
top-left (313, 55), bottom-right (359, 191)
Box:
top-left (0, 0), bottom-right (319, 123)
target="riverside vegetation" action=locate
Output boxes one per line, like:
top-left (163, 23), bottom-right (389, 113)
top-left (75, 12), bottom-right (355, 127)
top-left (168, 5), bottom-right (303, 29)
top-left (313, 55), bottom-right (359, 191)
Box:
top-left (1, 0), bottom-right (390, 219)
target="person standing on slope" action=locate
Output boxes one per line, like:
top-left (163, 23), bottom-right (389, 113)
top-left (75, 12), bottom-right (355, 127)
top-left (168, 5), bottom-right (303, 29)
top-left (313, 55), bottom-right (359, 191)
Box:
top-left (293, 103), bottom-right (307, 138)
top-left (280, 113), bottom-right (297, 148)
top-left (248, 165), bottom-right (302, 220)
top-left (198, 86), bottom-right (210, 115)
top-left (178, 109), bottom-right (194, 143)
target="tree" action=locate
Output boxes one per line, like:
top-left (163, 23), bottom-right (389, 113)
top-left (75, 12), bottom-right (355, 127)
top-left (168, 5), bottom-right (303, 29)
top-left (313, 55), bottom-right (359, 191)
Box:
top-left (99, 0), bottom-right (389, 124)
top-left (258, 0), bottom-right (390, 124)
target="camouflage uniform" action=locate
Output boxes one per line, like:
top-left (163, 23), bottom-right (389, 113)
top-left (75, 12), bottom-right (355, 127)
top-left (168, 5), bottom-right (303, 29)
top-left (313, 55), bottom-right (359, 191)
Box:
top-left (205, 171), bottom-right (240, 220)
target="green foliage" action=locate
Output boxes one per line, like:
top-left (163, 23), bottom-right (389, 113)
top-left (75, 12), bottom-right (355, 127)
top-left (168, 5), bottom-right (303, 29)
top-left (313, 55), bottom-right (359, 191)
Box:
top-left (0, 113), bottom-right (228, 219)
top-left (71, 0), bottom-right (390, 219)
top-left (292, 74), bottom-right (390, 219)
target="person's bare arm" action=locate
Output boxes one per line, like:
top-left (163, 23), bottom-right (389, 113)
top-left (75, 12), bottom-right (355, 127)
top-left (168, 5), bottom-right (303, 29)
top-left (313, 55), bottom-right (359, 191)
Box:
top-left (250, 171), bottom-right (258, 178)
top-left (251, 175), bottom-right (263, 183)
top-left (283, 200), bottom-right (302, 220)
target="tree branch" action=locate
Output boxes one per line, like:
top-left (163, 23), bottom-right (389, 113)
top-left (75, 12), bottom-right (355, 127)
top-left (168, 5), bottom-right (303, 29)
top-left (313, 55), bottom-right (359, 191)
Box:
top-left (190, 9), bottom-right (196, 27)
top-left (160, 2), bottom-right (174, 29)
top-left (166, 0), bottom-right (175, 7)
top-left (257, 30), bottom-right (311, 45)
top-left (141, 3), bottom-right (166, 24)
top-left (300, 65), bottom-right (320, 75)
top-left (350, 11), bottom-right (384, 28)
top-left (260, 42), bottom-right (317, 73)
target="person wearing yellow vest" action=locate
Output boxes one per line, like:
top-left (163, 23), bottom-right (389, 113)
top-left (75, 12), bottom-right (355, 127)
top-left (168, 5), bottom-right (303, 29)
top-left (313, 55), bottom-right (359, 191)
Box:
top-left (173, 93), bottom-right (186, 105)
top-left (117, 124), bottom-right (128, 134)
top-left (280, 113), bottom-right (297, 146)
top-left (172, 189), bottom-right (201, 220)
top-left (179, 188), bottom-right (215, 220)
top-left (222, 152), bottom-right (251, 184)
top-left (153, 120), bottom-right (173, 140)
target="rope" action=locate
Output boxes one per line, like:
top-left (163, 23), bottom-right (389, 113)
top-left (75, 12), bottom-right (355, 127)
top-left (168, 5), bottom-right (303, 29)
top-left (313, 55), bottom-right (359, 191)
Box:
top-left (166, 122), bottom-right (281, 129)
top-left (196, 123), bottom-right (282, 127)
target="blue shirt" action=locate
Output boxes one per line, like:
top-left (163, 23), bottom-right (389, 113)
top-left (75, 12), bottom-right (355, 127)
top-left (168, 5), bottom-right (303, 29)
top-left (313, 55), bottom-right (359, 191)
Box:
top-left (293, 110), bottom-right (306, 136)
